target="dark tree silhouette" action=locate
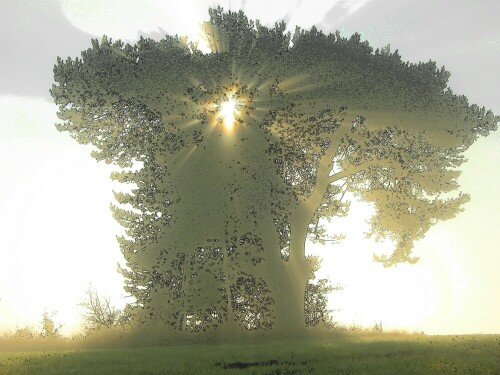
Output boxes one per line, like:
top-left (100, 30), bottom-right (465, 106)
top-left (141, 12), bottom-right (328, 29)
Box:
top-left (51, 8), bottom-right (497, 337)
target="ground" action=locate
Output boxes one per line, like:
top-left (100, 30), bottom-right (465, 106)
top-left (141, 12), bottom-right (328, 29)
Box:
top-left (1, 332), bottom-right (498, 374)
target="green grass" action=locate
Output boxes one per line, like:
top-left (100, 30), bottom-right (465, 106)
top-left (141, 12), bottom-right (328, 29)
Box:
top-left (1, 333), bottom-right (498, 374)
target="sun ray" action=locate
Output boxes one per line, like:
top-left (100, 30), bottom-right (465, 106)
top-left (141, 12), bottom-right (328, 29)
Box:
top-left (278, 74), bottom-right (310, 91)
top-left (178, 118), bottom-right (202, 129)
top-left (173, 144), bottom-right (198, 168)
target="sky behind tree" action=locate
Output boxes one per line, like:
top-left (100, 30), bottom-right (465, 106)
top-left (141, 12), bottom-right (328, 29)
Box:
top-left (0, 0), bottom-right (498, 335)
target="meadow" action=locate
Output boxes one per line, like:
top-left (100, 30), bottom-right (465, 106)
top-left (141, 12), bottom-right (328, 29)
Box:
top-left (1, 332), bottom-right (498, 374)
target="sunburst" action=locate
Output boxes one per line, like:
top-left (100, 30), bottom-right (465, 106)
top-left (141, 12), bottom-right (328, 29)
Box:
top-left (218, 96), bottom-right (240, 130)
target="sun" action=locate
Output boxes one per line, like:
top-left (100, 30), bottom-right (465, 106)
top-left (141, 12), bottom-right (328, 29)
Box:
top-left (218, 96), bottom-right (240, 130)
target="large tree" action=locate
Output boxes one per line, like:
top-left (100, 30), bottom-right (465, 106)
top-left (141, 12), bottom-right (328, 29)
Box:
top-left (51, 8), bottom-right (497, 336)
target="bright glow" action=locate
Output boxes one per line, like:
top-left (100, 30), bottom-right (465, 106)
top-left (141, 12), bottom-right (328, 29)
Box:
top-left (1, 1), bottom-right (499, 337)
top-left (58, 0), bottom-right (376, 54)
top-left (218, 97), bottom-right (239, 130)
top-left (0, 96), bottom-right (127, 335)
top-left (59, 0), bottom-right (212, 53)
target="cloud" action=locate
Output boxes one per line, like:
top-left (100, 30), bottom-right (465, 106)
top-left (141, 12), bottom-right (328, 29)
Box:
top-left (314, 0), bottom-right (376, 33)
top-left (0, 1), bottom-right (91, 99)
top-left (60, 0), bottom-right (219, 44)
top-left (239, 0), bottom-right (300, 26)
top-left (342, 0), bottom-right (373, 15)
top-left (287, 0), bottom-right (341, 31)
top-left (58, 0), bottom-right (373, 45)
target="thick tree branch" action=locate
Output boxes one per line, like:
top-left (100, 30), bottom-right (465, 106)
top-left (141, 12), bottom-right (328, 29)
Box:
top-left (327, 158), bottom-right (405, 184)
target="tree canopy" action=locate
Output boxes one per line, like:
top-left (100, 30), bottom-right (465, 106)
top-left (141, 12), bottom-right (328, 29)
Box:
top-left (51, 8), bottom-right (498, 337)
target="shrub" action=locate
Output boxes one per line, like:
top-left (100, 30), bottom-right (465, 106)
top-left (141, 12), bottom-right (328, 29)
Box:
top-left (79, 286), bottom-right (131, 334)
top-left (40, 311), bottom-right (61, 338)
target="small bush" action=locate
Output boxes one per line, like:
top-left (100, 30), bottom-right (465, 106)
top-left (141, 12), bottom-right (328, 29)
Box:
top-left (40, 311), bottom-right (61, 338)
top-left (373, 321), bottom-right (383, 333)
top-left (13, 326), bottom-right (36, 340)
top-left (79, 286), bottom-right (131, 335)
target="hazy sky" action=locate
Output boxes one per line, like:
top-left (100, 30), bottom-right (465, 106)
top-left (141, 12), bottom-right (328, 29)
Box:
top-left (0, 0), bottom-right (498, 335)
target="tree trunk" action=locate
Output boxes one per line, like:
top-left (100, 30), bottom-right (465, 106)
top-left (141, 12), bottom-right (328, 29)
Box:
top-left (264, 207), bottom-right (314, 335)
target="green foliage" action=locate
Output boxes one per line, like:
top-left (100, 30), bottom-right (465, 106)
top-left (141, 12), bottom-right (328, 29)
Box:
top-left (2, 334), bottom-right (499, 374)
top-left (305, 279), bottom-right (342, 327)
top-left (51, 7), bottom-right (498, 335)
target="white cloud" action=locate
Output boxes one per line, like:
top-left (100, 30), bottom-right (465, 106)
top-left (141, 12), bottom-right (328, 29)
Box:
top-left (240, 0), bottom-right (299, 26)
top-left (60, 0), bottom-right (212, 43)
top-left (288, 0), bottom-right (341, 30)
top-left (342, 0), bottom-right (373, 15)
top-left (59, 0), bottom-right (373, 46)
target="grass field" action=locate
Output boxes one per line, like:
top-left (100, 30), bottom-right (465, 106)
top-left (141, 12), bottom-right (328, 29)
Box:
top-left (1, 333), bottom-right (498, 374)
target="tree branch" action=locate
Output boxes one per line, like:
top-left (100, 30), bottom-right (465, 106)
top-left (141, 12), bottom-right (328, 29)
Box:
top-left (327, 158), bottom-right (404, 184)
